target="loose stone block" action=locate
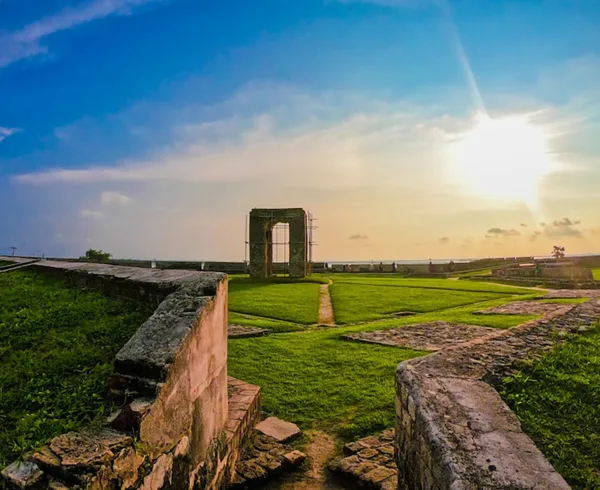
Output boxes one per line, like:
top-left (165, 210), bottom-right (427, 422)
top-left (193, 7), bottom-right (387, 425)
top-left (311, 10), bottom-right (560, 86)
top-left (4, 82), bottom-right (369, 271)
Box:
top-left (1, 461), bottom-right (44, 489)
top-left (49, 432), bottom-right (114, 468)
top-left (283, 450), bottom-right (306, 467)
top-left (255, 417), bottom-right (301, 442)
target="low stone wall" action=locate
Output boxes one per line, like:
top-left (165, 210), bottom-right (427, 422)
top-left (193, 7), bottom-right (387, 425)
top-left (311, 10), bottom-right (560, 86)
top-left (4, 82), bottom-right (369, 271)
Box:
top-left (1, 261), bottom-right (256, 490)
top-left (395, 300), bottom-right (600, 489)
top-left (541, 266), bottom-right (593, 280)
top-left (203, 262), bottom-right (247, 274)
top-left (467, 275), bottom-right (600, 289)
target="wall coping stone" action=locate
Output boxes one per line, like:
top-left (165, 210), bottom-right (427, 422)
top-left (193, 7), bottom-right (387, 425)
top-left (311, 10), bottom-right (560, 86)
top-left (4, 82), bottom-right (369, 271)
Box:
top-left (396, 299), bottom-right (600, 489)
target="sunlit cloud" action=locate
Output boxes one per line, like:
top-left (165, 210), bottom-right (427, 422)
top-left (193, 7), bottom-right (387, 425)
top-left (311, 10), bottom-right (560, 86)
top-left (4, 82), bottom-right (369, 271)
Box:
top-left (7, 67), bottom-right (600, 260)
top-left (486, 228), bottom-right (521, 238)
top-left (542, 218), bottom-right (583, 238)
top-left (447, 111), bottom-right (555, 213)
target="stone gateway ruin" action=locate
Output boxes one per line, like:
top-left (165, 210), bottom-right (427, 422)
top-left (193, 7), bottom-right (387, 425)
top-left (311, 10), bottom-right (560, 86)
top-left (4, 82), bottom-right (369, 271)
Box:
top-left (248, 208), bottom-right (309, 278)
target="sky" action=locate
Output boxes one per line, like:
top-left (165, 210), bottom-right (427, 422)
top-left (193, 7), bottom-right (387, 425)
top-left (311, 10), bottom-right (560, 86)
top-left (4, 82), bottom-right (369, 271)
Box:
top-left (1, 0), bottom-right (600, 261)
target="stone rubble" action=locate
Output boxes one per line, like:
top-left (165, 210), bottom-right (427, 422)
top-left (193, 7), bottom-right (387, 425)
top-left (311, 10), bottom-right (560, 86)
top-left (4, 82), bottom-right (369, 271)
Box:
top-left (332, 429), bottom-right (398, 490)
top-left (229, 432), bottom-right (307, 488)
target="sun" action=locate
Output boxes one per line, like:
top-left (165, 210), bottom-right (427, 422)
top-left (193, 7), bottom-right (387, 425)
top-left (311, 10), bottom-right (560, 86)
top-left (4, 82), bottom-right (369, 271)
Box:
top-left (448, 111), bottom-right (552, 207)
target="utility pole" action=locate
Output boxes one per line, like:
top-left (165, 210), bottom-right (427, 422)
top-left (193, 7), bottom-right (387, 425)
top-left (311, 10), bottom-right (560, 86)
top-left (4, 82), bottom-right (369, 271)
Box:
top-left (10, 246), bottom-right (17, 257)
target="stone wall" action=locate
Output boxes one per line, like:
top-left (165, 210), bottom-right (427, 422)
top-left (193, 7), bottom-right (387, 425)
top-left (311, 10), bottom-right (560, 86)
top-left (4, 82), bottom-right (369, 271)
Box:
top-left (541, 265), bottom-right (593, 280)
top-left (395, 300), bottom-right (600, 489)
top-left (468, 275), bottom-right (600, 289)
top-left (203, 262), bottom-right (247, 274)
top-left (1, 261), bottom-right (256, 490)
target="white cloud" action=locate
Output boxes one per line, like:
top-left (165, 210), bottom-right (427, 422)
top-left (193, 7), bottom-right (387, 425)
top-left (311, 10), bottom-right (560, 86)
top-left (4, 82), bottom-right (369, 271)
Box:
top-left (100, 191), bottom-right (132, 206)
top-left (80, 209), bottom-right (103, 219)
top-left (8, 68), bottom-right (600, 261)
top-left (0, 127), bottom-right (21, 143)
top-left (13, 102), bottom-right (451, 188)
top-left (0, 0), bottom-right (166, 68)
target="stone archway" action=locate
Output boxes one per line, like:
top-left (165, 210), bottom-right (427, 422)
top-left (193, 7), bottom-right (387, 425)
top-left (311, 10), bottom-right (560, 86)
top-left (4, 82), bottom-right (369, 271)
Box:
top-left (249, 208), bottom-right (308, 278)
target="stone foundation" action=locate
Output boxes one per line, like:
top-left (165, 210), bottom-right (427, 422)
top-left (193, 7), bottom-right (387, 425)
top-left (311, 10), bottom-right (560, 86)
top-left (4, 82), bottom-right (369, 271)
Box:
top-left (342, 322), bottom-right (497, 352)
top-left (395, 300), bottom-right (600, 489)
top-left (1, 261), bottom-right (259, 490)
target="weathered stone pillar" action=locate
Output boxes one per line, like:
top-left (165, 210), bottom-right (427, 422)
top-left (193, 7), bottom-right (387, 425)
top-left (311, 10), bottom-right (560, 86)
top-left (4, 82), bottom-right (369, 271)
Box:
top-left (248, 208), bottom-right (308, 279)
top-left (249, 210), bottom-right (270, 278)
top-left (288, 212), bottom-right (307, 278)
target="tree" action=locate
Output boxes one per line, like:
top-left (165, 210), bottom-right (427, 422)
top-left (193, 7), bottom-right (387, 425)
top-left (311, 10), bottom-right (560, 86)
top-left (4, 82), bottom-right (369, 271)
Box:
top-left (82, 248), bottom-right (112, 262)
top-left (551, 245), bottom-right (565, 261)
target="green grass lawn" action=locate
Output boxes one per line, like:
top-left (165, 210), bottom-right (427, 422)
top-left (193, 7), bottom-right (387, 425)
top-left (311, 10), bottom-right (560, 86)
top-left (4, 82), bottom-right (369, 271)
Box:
top-left (228, 288), bottom-right (542, 443)
top-left (229, 330), bottom-right (424, 441)
top-left (0, 261), bottom-right (12, 267)
top-left (453, 268), bottom-right (492, 278)
top-left (593, 268), bottom-right (600, 280)
top-left (329, 282), bottom-right (508, 324)
top-left (229, 281), bottom-right (320, 324)
top-left (324, 273), bottom-right (532, 295)
top-left (500, 326), bottom-right (600, 489)
top-left (0, 271), bottom-right (151, 467)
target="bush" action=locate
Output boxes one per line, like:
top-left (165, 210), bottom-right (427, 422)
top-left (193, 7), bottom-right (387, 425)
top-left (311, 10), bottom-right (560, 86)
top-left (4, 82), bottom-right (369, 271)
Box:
top-left (81, 249), bottom-right (111, 262)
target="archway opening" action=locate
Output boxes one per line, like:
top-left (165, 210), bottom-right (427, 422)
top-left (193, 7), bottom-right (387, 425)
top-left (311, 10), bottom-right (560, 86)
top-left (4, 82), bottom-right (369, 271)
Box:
top-left (272, 222), bottom-right (290, 276)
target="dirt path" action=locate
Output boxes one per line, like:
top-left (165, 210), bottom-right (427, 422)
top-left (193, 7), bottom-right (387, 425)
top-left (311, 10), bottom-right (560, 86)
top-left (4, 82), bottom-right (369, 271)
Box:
top-left (318, 283), bottom-right (335, 326)
top-left (265, 431), bottom-right (353, 490)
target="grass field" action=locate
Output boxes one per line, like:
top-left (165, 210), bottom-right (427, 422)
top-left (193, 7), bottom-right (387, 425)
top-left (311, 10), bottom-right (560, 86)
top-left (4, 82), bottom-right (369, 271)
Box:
top-left (329, 283), bottom-right (508, 324)
top-left (593, 268), bottom-right (600, 280)
top-left (323, 273), bottom-right (531, 295)
top-left (501, 326), bottom-right (600, 490)
top-left (229, 330), bottom-right (423, 440)
top-left (453, 268), bottom-right (492, 278)
top-left (0, 270), bottom-right (150, 467)
top-left (229, 281), bottom-right (321, 324)
top-left (228, 274), bottom-right (540, 442)
top-left (0, 261), bottom-right (12, 267)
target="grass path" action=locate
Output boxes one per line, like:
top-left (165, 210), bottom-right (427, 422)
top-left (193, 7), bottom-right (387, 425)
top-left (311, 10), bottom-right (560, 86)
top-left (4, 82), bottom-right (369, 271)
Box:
top-left (318, 283), bottom-right (335, 326)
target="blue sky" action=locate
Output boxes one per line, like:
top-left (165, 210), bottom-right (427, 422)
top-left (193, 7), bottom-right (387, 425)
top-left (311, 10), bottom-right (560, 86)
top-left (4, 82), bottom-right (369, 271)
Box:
top-left (1, 0), bottom-right (600, 260)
